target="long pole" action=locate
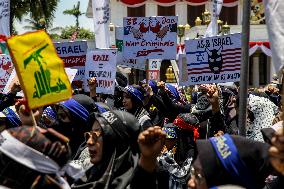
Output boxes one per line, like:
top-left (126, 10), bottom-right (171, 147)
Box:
top-left (238, 0), bottom-right (251, 136)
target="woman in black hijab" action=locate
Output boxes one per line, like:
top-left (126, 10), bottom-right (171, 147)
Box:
top-left (122, 85), bottom-right (153, 130)
top-left (71, 110), bottom-right (142, 189)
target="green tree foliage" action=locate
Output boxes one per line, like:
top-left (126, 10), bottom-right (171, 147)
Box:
top-left (24, 17), bottom-right (62, 33)
top-left (60, 26), bottom-right (94, 40)
top-left (10, 0), bottom-right (60, 33)
top-left (63, 1), bottom-right (84, 29)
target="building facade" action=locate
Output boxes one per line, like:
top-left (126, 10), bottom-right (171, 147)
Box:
top-left (87, 0), bottom-right (273, 87)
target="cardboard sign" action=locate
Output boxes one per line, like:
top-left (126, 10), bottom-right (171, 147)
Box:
top-left (6, 31), bottom-right (72, 109)
top-left (85, 49), bottom-right (117, 95)
top-left (185, 33), bottom-right (242, 85)
top-left (123, 16), bottom-right (177, 59)
top-left (115, 27), bottom-right (145, 70)
top-left (54, 41), bottom-right (87, 81)
top-left (0, 54), bottom-right (13, 91)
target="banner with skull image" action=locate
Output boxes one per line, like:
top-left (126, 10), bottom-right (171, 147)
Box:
top-left (185, 33), bottom-right (241, 85)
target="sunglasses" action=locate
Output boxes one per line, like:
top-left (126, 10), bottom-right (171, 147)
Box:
top-left (84, 130), bottom-right (102, 142)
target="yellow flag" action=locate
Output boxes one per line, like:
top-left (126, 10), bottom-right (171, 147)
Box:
top-left (7, 30), bottom-right (72, 109)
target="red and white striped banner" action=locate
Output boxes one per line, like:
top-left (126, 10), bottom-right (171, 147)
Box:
top-left (185, 33), bottom-right (241, 85)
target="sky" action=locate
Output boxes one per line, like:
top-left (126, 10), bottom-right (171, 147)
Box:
top-left (15, 0), bottom-right (94, 34)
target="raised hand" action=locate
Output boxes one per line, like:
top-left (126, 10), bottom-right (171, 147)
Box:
top-left (137, 126), bottom-right (166, 172)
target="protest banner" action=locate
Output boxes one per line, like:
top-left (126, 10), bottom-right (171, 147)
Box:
top-left (0, 0), bottom-right (10, 36)
top-left (123, 16), bottom-right (177, 59)
top-left (54, 41), bottom-right (87, 82)
top-left (6, 31), bottom-right (72, 109)
top-left (85, 49), bottom-right (117, 95)
top-left (115, 27), bottom-right (145, 70)
top-left (147, 59), bottom-right (161, 81)
top-left (92, 0), bottom-right (110, 48)
top-left (185, 33), bottom-right (242, 85)
top-left (0, 54), bottom-right (13, 91)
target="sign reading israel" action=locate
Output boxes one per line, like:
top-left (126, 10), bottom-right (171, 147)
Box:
top-left (185, 33), bottom-right (242, 85)
top-left (123, 16), bottom-right (177, 59)
top-left (54, 41), bottom-right (87, 82)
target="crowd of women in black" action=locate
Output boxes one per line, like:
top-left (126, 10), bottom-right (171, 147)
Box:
top-left (0, 72), bottom-right (284, 189)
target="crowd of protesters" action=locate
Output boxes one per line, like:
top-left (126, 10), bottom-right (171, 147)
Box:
top-left (0, 72), bottom-right (284, 189)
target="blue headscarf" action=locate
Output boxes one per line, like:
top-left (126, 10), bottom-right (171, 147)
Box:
top-left (124, 85), bottom-right (144, 104)
top-left (2, 107), bottom-right (21, 127)
top-left (60, 98), bottom-right (89, 123)
top-left (149, 80), bottom-right (158, 94)
top-left (166, 84), bottom-right (180, 101)
top-left (43, 106), bottom-right (57, 120)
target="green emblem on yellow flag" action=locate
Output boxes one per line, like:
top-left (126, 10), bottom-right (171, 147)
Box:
top-left (7, 31), bottom-right (72, 109)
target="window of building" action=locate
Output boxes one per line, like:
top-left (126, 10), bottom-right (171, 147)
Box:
top-left (187, 5), bottom-right (205, 27)
top-left (158, 5), bottom-right (175, 16)
top-left (127, 5), bottom-right (145, 17)
top-left (219, 6), bottom-right (238, 25)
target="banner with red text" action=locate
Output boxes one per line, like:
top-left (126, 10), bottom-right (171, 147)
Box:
top-left (116, 26), bottom-right (146, 70)
top-left (123, 16), bottom-right (177, 59)
top-left (85, 49), bottom-right (117, 94)
top-left (0, 54), bottom-right (13, 91)
top-left (54, 41), bottom-right (87, 82)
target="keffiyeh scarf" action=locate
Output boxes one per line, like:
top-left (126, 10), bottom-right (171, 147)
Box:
top-left (158, 150), bottom-right (193, 189)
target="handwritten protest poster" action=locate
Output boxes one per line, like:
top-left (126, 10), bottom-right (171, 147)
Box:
top-left (115, 27), bottom-right (145, 70)
top-left (185, 33), bottom-right (241, 85)
top-left (85, 49), bottom-right (117, 95)
top-left (123, 16), bottom-right (177, 59)
top-left (7, 31), bottom-right (72, 109)
top-left (54, 41), bottom-right (87, 82)
top-left (0, 54), bottom-right (13, 91)
top-left (0, 0), bottom-right (10, 36)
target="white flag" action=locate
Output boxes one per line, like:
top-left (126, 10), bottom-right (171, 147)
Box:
top-left (264, 0), bottom-right (284, 72)
top-left (0, 0), bottom-right (10, 36)
top-left (92, 0), bottom-right (110, 48)
top-left (205, 0), bottom-right (223, 37)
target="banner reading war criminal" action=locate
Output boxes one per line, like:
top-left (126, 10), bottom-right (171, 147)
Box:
top-left (185, 33), bottom-right (241, 85)
top-left (85, 49), bottom-right (117, 95)
top-left (6, 31), bottom-right (72, 109)
top-left (123, 16), bottom-right (177, 60)
top-left (116, 26), bottom-right (145, 70)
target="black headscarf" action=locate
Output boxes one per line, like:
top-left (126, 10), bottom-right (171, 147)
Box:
top-left (72, 110), bottom-right (142, 189)
top-left (53, 94), bottom-right (97, 156)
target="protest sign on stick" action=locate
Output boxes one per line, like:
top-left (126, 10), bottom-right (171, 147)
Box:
top-left (123, 16), bottom-right (177, 60)
top-left (85, 49), bottom-right (117, 95)
top-left (6, 31), bottom-right (72, 109)
top-left (185, 33), bottom-right (242, 85)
